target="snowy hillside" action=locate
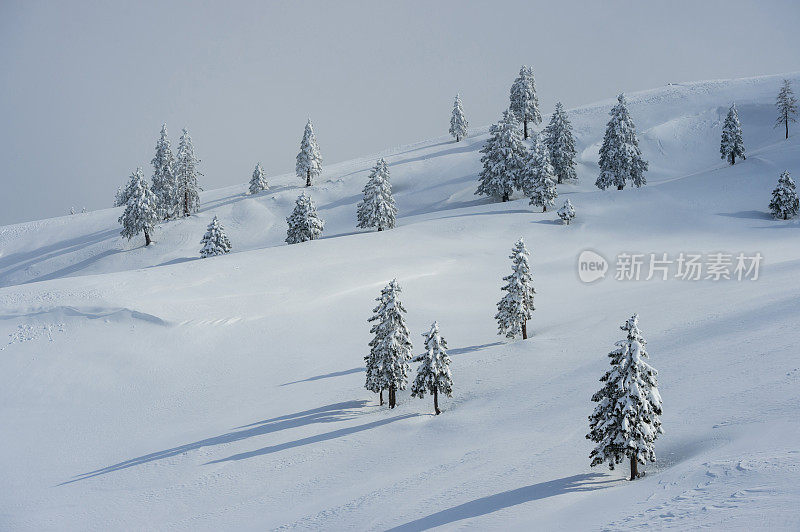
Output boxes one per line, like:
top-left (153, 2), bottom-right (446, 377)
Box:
top-left (2, 73), bottom-right (800, 530)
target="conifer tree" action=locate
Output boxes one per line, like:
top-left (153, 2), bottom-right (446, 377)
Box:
top-left (411, 321), bottom-right (453, 415)
top-left (769, 171), bottom-right (799, 220)
top-left (118, 167), bottom-right (159, 247)
top-left (720, 103), bottom-right (745, 165)
top-left (151, 124), bottom-right (177, 220)
top-left (449, 93), bottom-right (469, 142)
top-left (587, 314), bottom-right (663, 481)
top-left (557, 198), bottom-right (576, 225)
top-left (285, 193), bottom-right (324, 244)
top-left (544, 102), bottom-right (577, 183)
top-left (357, 158), bottom-right (397, 231)
top-left (296, 119), bottom-right (322, 187)
top-left (495, 238), bottom-right (535, 339)
top-left (114, 182), bottom-right (133, 208)
top-left (596, 94), bottom-right (648, 190)
top-left (775, 79), bottom-right (797, 140)
top-left (509, 65), bottom-right (541, 139)
top-left (475, 110), bottom-right (527, 202)
top-left (365, 280), bottom-right (413, 408)
top-left (249, 162), bottom-right (269, 195)
top-left (520, 135), bottom-right (558, 212)
top-left (175, 128), bottom-right (202, 216)
top-left (199, 216), bottom-right (232, 257)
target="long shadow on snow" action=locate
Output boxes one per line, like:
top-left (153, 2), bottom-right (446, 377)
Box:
top-left (447, 342), bottom-right (503, 357)
top-left (60, 400), bottom-right (368, 485)
top-left (22, 248), bottom-right (124, 284)
top-left (390, 143), bottom-right (477, 168)
top-left (716, 210), bottom-right (773, 220)
top-left (206, 413), bottom-right (420, 464)
top-left (280, 367), bottom-right (366, 386)
top-left (387, 473), bottom-right (616, 531)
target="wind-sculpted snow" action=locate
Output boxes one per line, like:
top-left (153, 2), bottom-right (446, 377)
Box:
top-left (1, 73), bottom-right (800, 530)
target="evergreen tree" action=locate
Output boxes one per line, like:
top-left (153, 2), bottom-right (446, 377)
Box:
top-left (720, 103), bottom-right (745, 165)
top-left (365, 280), bottom-right (413, 408)
top-left (775, 79), bottom-right (797, 140)
top-left (249, 162), bottom-right (269, 195)
top-left (411, 321), bottom-right (453, 415)
top-left (520, 135), bottom-right (558, 212)
top-left (296, 119), bottom-right (322, 187)
top-left (509, 65), bottom-right (541, 139)
top-left (587, 314), bottom-right (663, 481)
top-left (596, 94), bottom-right (648, 190)
top-left (449, 93), bottom-right (469, 142)
top-left (475, 110), bottom-right (527, 202)
top-left (495, 238), bottom-right (535, 340)
top-left (199, 215), bottom-right (232, 257)
top-left (118, 167), bottom-right (159, 247)
top-left (150, 124), bottom-right (177, 220)
top-left (175, 128), bottom-right (202, 216)
top-left (114, 182), bottom-right (133, 208)
top-left (544, 102), bottom-right (577, 183)
top-left (769, 171), bottom-right (799, 220)
top-left (357, 158), bottom-right (397, 231)
top-left (285, 193), bottom-right (324, 244)
top-left (557, 198), bottom-right (576, 225)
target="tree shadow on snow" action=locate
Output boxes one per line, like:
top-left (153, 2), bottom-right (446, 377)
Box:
top-left (387, 473), bottom-right (617, 531)
top-left (447, 342), bottom-right (503, 357)
top-left (532, 219), bottom-right (563, 226)
top-left (206, 413), bottom-right (419, 464)
top-left (280, 367), bottom-right (365, 386)
top-left (716, 210), bottom-right (772, 220)
top-left (60, 400), bottom-right (369, 485)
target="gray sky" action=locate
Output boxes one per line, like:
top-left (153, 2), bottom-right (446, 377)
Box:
top-left (1, 0), bottom-right (798, 225)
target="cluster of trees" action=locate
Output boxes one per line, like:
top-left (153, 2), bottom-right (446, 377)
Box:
top-left (116, 125), bottom-right (202, 246)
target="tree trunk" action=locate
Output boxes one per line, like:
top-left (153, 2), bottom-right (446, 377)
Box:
top-left (522, 321), bottom-right (528, 340)
top-left (434, 388), bottom-right (440, 415)
top-left (456, 135), bottom-right (461, 142)
top-left (379, 389), bottom-right (384, 406)
top-left (389, 386), bottom-right (396, 408)
top-left (523, 119), bottom-right (528, 140)
top-left (557, 176), bottom-right (563, 184)
top-left (542, 205), bottom-right (547, 212)
top-left (306, 169), bottom-right (311, 187)
top-left (377, 226), bottom-right (383, 232)
top-left (786, 119), bottom-right (789, 140)
top-left (617, 184), bottom-right (624, 190)
top-left (630, 455), bottom-right (638, 481)
top-left (731, 153), bottom-right (735, 165)
top-left (144, 229), bottom-right (152, 247)
top-left (184, 190), bottom-right (189, 217)
top-left (502, 193), bottom-right (509, 202)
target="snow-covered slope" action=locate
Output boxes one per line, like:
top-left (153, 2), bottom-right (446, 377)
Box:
top-left (2, 73), bottom-right (799, 530)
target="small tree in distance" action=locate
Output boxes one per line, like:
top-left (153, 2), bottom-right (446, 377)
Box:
top-left (285, 193), bottom-right (324, 244)
top-left (357, 158), bottom-right (397, 231)
top-left (544, 102), bottom-right (577, 183)
top-left (175, 128), bottom-right (202, 216)
top-left (411, 321), bottom-right (453, 415)
top-left (449, 93), bottom-right (469, 142)
top-left (249, 162), bottom-right (269, 195)
top-left (720, 103), bottom-right (745, 165)
top-left (521, 135), bottom-right (558, 212)
top-left (496, 238), bottom-right (536, 340)
top-left (769, 171), bottom-right (799, 220)
top-left (775, 79), bottom-right (797, 140)
top-left (509, 65), bottom-right (541, 139)
top-left (296, 119), bottom-right (322, 187)
top-left (557, 199), bottom-right (575, 225)
top-left (596, 94), bottom-right (648, 190)
top-left (475, 110), bottom-right (527, 202)
top-left (200, 216), bottom-right (232, 258)
top-left (118, 167), bottom-right (159, 247)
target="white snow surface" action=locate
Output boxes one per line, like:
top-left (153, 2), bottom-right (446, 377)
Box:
top-left (2, 73), bottom-right (800, 530)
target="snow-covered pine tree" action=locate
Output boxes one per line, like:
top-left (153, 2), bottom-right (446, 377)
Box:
top-left (285, 193), bottom-right (325, 244)
top-left (356, 158), bottom-right (397, 231)
top-left (775, 79), bottom-right (797, 140)
top-left (544, 102), bottom-right (577, 183)
top-left (449, 93), bottom-right (468, 142)
top-left (249, 162), bottom-right (269, 195)
top-left (475, 110), bottom-right (527, 202)
top-left (199, 215), bottom-right (232, 257)
top-left (296, 119), bottom-right (322, 187)
top-left (769, 171), bottom-right (799, 220)
top-left (150, 124), bottom-right (177, 220)
top-left (509, 65), bottom-right (541, 139)
top-left (411, 321), bottom-right (453, 415)
top-left (596, 94), bottom-right (648, 190)
top-left (495, 238), bottom-right (535, 339)
top-left (720, 103), bottom-right (746, 165)
top-left (587, 314), bottom-right (663, 481)
top-left (118, 167), bottom-right (159, 247)
top-left (365, 279), bottom-right (413, 408)
top-left (114, 181), bottom-right (133, 207)
top-left (557, 198), bottom-right (576, 225)
top-left (520, 134), bottom-right (558, 212)
top-left (175, 128), bottom-right (202, 216)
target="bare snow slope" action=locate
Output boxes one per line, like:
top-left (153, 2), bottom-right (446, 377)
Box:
top-left (1, 73), bottom-right (800, 530)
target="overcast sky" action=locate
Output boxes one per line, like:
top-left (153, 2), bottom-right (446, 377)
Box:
top-left (1, 0), bottom-right (798, 225)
